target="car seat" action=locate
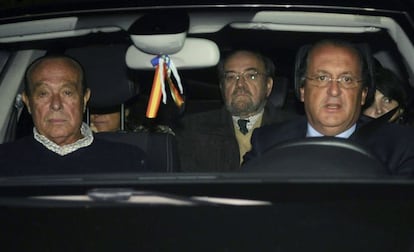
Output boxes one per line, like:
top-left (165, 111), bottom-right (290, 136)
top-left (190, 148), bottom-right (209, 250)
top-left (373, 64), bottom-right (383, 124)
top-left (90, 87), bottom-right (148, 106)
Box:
top-left (67, 44), bottom-right (180, 172)
top-left (267, 76), bottom-right (289, 109)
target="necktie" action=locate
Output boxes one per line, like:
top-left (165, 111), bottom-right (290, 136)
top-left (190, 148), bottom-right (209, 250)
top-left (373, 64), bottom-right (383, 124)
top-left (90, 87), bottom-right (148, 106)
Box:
top-left (237, 119), bottom-right (249, 135)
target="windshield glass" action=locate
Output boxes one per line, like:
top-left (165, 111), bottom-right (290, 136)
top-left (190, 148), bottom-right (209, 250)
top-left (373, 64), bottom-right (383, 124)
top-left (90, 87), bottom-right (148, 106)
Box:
top-left (0, 3), bottom-right (413, 186)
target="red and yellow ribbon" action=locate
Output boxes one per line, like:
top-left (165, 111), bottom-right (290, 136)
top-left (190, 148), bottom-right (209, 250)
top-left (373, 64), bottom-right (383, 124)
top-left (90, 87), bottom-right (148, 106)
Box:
top-left (146, 55), bottom-right (184, 118)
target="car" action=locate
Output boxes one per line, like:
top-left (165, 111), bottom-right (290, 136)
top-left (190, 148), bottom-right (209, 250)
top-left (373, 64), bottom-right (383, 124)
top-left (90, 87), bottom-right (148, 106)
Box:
top-left (1, 0), bottom-right (414, 251)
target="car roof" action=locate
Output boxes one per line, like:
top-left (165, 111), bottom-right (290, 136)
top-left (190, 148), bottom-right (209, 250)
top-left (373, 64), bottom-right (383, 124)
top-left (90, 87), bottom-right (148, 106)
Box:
top-left (1, 0), bottom-right (414, 16)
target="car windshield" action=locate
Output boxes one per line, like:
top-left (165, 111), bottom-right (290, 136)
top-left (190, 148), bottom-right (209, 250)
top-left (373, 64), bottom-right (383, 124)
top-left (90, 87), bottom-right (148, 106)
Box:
top-left (0, 1), bottom-right (413, 178)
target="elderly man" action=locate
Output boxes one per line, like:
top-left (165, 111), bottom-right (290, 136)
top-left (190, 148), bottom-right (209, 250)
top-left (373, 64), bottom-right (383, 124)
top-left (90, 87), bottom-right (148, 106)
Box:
top-left (175, 50), bottom-right (295, 172)
top-left (244, 39), bottom-right (414, 176)
top-left (0, 55), bottom-right (147, 176)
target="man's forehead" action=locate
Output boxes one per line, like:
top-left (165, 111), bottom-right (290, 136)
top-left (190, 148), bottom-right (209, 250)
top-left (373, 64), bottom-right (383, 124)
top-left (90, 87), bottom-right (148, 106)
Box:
top-left (29, 70), bottom-right (82, 93)
top-left (30, 58), bottom-right (81, 83)
top-left (225, 51), bottom-right (264, 69)
top-left (308, 45), bottom-right (361, 70)
top-left (310, 44), bottom-right (359, 62)
top-left (33, 58), bottom-right (79, 74)
top-left (31, 80), bottom-right (80, 90)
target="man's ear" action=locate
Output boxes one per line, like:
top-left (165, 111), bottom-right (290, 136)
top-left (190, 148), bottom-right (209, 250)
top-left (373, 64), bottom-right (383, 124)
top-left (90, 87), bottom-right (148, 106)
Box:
top-left (265, 77), bottom-right (274, 97)
top-left (83, 88), bottom-right (91, 112)
top-left (300, 86), bottom-right (305, 102)
top-left (22, 92), bottom-right (31, 114)
top-left (360, 87), bottom-right (368, 106)
top-left (219, 83), bottom-right (226, 101)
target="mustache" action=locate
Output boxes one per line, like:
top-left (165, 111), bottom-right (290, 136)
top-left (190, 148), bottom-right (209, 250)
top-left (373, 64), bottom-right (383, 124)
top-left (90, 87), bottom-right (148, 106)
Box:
top-left (232, 87), bottom-right (251, 96)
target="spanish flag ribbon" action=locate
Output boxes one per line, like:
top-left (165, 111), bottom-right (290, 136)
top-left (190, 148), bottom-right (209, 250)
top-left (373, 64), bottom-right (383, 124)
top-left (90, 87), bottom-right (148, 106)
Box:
top-left (145, 55), bottom-right (184, 119)
top-left (167, 58), bottom-right (184, 107)
top-left (167, 76), bottom-right (184, 108)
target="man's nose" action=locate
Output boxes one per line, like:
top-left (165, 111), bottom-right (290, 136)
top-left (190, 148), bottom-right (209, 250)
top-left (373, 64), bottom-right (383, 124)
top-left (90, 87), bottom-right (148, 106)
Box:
top-left (235, 76), bottom-right (247, 87)
top-left (50, 94), bottom-right (63, 111)
top-left (327, 80), bottom-right (341, 96)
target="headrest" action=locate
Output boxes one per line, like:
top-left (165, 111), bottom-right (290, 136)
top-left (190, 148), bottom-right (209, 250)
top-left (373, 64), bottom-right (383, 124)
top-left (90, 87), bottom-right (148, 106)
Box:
top-left (267, 76), bottom-right (289, 109)
top-left (128, 11), bottom-right (189, 55)
top-left (293, 44), bottom-right (311, 100)
top-left (66, 44), bottom-right (138, 109)
top-left (293, 41), bottom-right (375, 103)
top-left (126, 38), bottom-right (220, 69)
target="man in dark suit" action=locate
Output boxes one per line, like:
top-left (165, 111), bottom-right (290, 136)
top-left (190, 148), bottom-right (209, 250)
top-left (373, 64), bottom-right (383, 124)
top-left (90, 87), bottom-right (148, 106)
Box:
top-left (175, 50), bottom-right (295, 172)
top-left (244, 39), bottom-right (414, 176)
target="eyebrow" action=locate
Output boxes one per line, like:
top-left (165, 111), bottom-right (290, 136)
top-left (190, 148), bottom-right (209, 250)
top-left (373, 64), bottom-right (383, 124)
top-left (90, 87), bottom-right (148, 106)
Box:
top-left (31, 81), bottom-right (80, 91)
top-left (312, 70), bottom-right (357, 76)
top-left (30, 81), bottom-right (47, 91)
top-left (224, 68), bottom-right (259, 73)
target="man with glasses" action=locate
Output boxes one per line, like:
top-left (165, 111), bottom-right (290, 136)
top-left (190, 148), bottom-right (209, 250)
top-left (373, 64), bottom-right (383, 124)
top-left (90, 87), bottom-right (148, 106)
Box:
top-left (175, 50), bottom-right (295, 171)
top-left (244, 39), bottom-right (414, 176)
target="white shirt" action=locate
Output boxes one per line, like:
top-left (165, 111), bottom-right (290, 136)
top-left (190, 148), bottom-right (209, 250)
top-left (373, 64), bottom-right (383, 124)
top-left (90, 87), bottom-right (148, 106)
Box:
top-left (306, 123), bottom-right (356, 139)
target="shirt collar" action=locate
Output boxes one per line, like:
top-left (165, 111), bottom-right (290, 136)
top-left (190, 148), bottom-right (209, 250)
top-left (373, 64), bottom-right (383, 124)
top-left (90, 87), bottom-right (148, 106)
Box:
top-left (33, 122), bottom-right (94, 156)
top-left (306, 123), bottom-right (356, 139)
top-left (232, 109), bottom-right (264, 131)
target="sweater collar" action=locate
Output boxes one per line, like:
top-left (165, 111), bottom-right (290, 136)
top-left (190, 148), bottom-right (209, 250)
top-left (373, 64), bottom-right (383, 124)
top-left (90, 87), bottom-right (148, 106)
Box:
top-left (33, 122), bottom-right (94, 156)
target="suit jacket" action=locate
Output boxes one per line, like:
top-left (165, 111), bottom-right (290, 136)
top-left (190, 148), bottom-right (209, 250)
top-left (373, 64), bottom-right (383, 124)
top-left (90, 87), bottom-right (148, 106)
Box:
top-left (244, 116), bottom-right (414, 176)
top-left (0, 136), bottom-right (148, 176)
top-left (175, 104), bottom-right (296, 172)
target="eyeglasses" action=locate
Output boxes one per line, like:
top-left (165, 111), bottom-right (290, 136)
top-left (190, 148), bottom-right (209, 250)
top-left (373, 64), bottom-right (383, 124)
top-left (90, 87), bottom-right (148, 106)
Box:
top-left (304, 74), bottom-right (362, 89)
top-left (223, 70), bottom-right (266, 85)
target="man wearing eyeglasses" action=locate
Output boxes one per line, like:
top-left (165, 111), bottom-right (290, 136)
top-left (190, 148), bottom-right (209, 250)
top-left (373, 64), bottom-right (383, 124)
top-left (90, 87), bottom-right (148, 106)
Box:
top-left (300, 41), bottom-right (368, 138)
top-left (244, 39), bottom-right (414, 176)
top-left (175, 50), bottom-right (295, 172)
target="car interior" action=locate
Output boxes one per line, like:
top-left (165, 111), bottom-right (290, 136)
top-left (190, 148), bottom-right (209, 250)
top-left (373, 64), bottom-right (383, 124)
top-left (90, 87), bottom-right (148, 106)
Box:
top-left (1, 8), bottom-right (413, 175)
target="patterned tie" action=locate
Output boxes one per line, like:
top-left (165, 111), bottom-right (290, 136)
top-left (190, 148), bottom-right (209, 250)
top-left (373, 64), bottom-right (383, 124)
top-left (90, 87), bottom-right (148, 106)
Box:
top-left (237, 119), bottom-right (249, 135)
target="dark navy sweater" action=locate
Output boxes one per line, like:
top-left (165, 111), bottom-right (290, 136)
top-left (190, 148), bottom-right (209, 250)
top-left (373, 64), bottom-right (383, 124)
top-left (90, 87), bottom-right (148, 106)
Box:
top-left (0, 136), bottom-right (147, 176)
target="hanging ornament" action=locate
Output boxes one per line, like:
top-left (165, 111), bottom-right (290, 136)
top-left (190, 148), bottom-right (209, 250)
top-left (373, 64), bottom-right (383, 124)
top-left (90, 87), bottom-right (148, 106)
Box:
top-left (146, 55), bottom-right (184, 118)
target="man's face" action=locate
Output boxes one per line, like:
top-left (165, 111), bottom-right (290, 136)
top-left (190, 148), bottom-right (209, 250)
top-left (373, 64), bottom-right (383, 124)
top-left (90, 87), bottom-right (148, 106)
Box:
top-left (90, 111), bottom-right (122, 133)
top-left (300, 44), bottom-right (368, 136)
top-left (221, 51), bottom-right (273, 118)
top-left (23, 58), bottom-right (90, 146)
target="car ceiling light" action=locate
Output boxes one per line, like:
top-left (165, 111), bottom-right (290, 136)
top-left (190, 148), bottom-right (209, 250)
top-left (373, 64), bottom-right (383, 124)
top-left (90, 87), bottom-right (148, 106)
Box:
top-left (0, 27), bottom-right (121, 43)
top-left (230, 22), bottom-right (381, 33)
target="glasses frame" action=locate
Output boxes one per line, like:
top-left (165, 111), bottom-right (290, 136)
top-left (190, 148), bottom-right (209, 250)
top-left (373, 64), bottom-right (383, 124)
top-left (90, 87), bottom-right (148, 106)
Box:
top-left (223, 70), bottom-right (267, 85)
top-left (303, 74), bottom-right (363, 89)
